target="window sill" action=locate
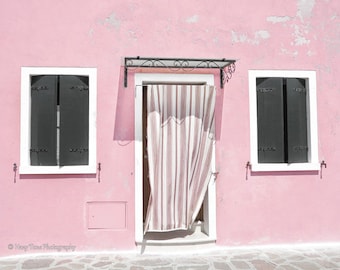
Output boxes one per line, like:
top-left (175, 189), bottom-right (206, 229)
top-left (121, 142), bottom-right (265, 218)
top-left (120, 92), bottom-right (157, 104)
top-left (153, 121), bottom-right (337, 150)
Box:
top-left (19, 165), bottom-right (97, 175)
top-left (251, 162), bottom-right (320, 172)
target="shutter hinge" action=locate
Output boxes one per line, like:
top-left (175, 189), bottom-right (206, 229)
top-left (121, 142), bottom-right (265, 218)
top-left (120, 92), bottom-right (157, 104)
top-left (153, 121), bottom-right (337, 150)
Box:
top-left (30, 148), bottom-right (48, 153)
top-left (70, 86), bottom-right (89, 91)
top-left (257, 88), bottom-right (274, 93)
top-left (293, 87), bottom-right (306, 93)
top-left (31, 86), bottom-right (48, 91)
top-left (258, 146), bottom-right (277, 152)
top-left (69, 148), bottom-right (88, 153)
top-left (293, 146), bottom-right (308, 151)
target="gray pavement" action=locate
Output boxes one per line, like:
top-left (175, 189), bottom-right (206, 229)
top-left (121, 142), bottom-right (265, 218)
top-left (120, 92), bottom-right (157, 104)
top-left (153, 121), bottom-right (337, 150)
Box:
top-left (1, 245), bottom-right (340, 269)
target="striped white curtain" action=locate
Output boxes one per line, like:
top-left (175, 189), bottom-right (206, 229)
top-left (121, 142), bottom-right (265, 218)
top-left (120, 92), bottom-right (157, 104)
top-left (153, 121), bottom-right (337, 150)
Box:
top-left (144, 84), bottom-right (215, 232)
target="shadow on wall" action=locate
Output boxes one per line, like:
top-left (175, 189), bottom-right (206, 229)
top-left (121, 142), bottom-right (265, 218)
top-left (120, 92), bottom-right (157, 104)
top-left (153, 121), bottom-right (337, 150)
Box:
top-left (113, 67), bottom-right (225, 142)
top-left (214, 81), bottom-right (224, 141)
top-left (113, 66), bottom-right (135, 142)
top-left (19, 174), bottom-right (97, 180)
top-left (250, 170), bottom-right (319, 177)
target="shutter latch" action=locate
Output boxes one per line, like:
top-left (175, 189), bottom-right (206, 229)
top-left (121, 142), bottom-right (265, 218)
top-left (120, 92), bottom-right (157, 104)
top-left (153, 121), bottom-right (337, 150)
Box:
top-left (246, 161), bottom-right (251, 180)
top-left (320, 160), bottom-right (327, 179)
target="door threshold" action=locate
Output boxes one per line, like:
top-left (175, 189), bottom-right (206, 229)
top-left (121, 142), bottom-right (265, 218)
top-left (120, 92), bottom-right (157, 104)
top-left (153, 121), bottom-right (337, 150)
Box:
top-left (137, 222), bottom-right (216, 248)
top-left (137, 235), bottom-right (216, 254)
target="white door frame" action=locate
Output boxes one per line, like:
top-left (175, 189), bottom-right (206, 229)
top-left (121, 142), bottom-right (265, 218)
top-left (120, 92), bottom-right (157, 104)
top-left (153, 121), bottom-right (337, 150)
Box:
top-left (134, 73), bottom-right (217, 244)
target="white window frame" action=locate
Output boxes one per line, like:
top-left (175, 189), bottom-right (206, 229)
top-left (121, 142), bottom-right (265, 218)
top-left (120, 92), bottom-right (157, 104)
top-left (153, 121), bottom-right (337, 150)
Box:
top-left (249, 70), bottom-right (319, 172)
top-left (134, 73), bottom-right (217, 244)
top-left (20, 67), bottom-right (97, 174)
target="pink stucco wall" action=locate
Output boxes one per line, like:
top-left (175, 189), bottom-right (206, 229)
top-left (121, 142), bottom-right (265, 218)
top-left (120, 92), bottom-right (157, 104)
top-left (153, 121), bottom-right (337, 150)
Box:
top-left (1, 0), bottom-right (340, 255)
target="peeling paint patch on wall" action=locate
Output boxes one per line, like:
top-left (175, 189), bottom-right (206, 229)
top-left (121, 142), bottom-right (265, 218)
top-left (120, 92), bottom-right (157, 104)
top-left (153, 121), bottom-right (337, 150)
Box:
top-left (322, 14), bottom-right (340, 55)
top-left (103, 12), bottom-right (121, 30)
top-left (297, 0), bottom-right (315, 20)
top-left (255, 30), bottom-right (271, 40)
top-left (186, 15), bottom-right (199, 24)
top-left (291, 24), bottom-right (311, 46)
top-left (267, 16), bottom-right (292, 24)
top-left (88, 27), bottom-right (94, 38)
top-left (280, 47), bottom-right (298, 57)
top-left (231, 30), bottom-right (270, 45)
top-left (266, 0), bottom-right (316, 53)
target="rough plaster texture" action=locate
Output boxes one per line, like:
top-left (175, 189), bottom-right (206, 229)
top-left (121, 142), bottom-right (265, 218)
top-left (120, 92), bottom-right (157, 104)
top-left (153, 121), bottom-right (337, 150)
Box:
top-left (0, 0), bottom-right (340, 255)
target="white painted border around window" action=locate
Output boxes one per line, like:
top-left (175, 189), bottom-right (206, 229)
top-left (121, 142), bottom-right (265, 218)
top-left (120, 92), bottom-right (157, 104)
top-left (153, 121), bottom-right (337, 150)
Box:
top-left (249, 70), bottom-right (319, 172)
top-left (134, 73), bottom-right (217, 244)
top-left (20, 67), bottom-right (97, 174)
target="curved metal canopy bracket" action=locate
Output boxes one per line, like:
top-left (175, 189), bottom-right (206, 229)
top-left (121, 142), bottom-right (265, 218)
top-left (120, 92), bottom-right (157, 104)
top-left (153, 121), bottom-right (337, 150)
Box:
top-left (124, 57), bottom-right (236, 89)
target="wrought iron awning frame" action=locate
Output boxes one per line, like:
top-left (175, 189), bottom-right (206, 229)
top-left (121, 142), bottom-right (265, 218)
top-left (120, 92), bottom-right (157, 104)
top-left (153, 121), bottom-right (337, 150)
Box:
top-left (124, 57), bottom-right (236, 89)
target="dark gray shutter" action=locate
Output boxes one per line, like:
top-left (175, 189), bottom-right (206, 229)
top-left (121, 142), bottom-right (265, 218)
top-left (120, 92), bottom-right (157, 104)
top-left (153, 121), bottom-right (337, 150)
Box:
top-left (286, 78), bottom-right (308, 163)
top-left (59, 75), bottom-right (89, 166)
top-left (30, 75), bottom-right (57, 165)
top-left (257, 78), bottom-right (285, 163)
